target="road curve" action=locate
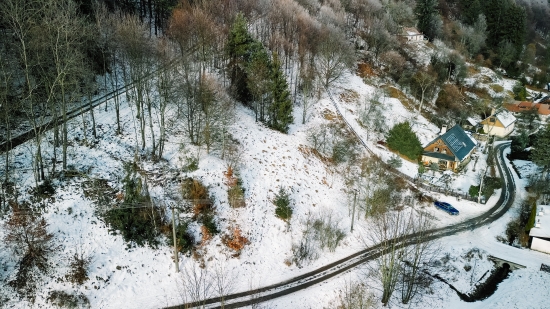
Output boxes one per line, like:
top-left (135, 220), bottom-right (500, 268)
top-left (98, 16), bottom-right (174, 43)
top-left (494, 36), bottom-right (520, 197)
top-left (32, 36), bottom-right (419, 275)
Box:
top-left (165, 142), bottom-right (515, 309)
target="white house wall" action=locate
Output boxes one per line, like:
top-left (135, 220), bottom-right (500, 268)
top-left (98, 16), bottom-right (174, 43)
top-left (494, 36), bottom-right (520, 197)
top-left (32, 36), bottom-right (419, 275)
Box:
top-left (531, 237), bottom-right (550, 254)
top-left (483, 123), bottom-right (515, 137)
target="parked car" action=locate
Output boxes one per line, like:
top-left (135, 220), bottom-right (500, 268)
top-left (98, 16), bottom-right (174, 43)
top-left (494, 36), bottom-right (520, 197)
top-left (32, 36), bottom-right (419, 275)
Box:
top-left (434, 201), bottom-right (459, 215)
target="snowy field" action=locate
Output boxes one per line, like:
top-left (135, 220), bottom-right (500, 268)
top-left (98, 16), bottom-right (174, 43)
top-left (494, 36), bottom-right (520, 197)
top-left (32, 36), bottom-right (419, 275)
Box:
top-left (0, 64), bottom-right (547, 309)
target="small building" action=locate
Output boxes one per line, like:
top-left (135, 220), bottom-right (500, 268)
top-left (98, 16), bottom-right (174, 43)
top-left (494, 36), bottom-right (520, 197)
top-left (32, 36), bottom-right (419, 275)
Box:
top-left (421, 125), bottom-right (477, 172)
top-left (504, 101), bottom-right (550, 121)
top-left (530, 205), bottom-right (550, 254)
top-left (462, 117), bottom-right (479, 131)
top-left (400, 27), bottom-right (425, 41)
top-left (480, 109), bottom-right (516, 137)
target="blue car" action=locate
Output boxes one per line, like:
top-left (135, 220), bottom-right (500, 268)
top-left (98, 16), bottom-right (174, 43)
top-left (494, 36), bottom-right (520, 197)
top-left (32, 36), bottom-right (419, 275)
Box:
top-left (434, 201), bottom-right (459, 215)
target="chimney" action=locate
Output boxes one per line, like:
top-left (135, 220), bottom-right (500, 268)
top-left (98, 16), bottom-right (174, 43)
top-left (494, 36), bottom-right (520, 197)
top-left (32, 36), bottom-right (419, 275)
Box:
top-left (490, 108), bottom-right (496, 115)
top-left (440, 125), bottom-right (447, 135)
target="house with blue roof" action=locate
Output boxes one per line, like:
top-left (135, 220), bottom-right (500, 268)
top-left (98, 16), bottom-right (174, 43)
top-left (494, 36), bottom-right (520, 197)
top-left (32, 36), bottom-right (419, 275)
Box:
top-left (421, 125), bottom-right (477, 172)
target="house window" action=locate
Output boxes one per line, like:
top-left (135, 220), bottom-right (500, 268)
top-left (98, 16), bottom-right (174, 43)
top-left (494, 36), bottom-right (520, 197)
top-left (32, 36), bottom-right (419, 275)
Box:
top-left (442, 149), bottom-right (447, 154)
top-left (434, 147), bottom-right (439, 152)
top-left (489, 117), bottom-right (496, 123)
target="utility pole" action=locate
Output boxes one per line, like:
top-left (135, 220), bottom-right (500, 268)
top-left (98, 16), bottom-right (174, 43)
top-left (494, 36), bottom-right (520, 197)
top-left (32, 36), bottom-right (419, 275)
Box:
top-left (171, 204), bottom-right (179, 273)
top-left (351, 189), bottom-right (357, 232)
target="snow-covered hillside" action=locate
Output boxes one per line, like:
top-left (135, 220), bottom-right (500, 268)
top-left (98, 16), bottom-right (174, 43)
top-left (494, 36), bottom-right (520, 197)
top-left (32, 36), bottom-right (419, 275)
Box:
top-left (0, 61), bottom-right (548, 309)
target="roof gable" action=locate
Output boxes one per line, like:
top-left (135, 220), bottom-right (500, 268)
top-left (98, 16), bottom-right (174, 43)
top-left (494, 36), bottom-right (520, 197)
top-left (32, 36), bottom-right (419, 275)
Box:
top-left (424, 125), bottom-right (476, 161)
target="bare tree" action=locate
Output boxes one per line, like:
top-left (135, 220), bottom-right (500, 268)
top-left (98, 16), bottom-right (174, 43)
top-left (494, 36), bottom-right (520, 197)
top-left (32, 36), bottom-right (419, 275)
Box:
top-left (315, 26), bottom-right (355, 89)
top-left (412, 70), bottom-right (436, 116)
top-left (213, 262), bottom-right (236, 308)
top-left (1, 0), bottom-right (47, 183)
top-left (178, 264), bottom-right (213, 308)
top-left (360, 92), bottom-right (387, 141)
top-left (335, 277), bottom-right (375, 309)
top-left (116, 13), bottom-right (154, 151)
top-left (364, 210), bottom-right (409, 306)
top-left (399, 212), bottom-right (437, 304)
top-left (40, 0), bottom-right (89, 170)
top-left (363, 208), bottom-right (437, 306)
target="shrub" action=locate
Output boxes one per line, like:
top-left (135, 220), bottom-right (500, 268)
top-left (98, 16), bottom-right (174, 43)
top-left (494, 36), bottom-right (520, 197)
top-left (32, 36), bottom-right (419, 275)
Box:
top-left (105, 206), bottom-right (165, 247)
top-left (182, 156), bottom-right (199, 172)
top-left (525, 203), bottom-right (537, 232)
top-left (513, 82), bottom-right (527, 101)
top-left (468, 185), bottom-right (479, 198)
top-left (418, 163), bottom-right (426, 175)
top-left (225, 166), bottom-right (246, 208)
top-left (165, 221), bottom-right (195, 255)
top-left (293, 211), bottom-right (346, 266)
top-left (388, 154), bottom-right (403, 168)
top-left (30, 178), bottom-right (56, 201)
top-left (66, 253), bottom-right (91, 285)
top-left (435, 84), bottom-right (463, 114)
top-left (47, 291), bottom-right (90, 309)
top-left (103, 163), bottom-right (165, 247)
top-left (274, 187), bottom-right (292, 221)
top-left (222, 226), bottom-right (249, 255)
top-left (332, 139), bottom-right (355, 164)
top-left (386, 122), bottom-right (423, 160)
top-left (482, 177), bottom-right (502, 200)
top-left (4, 207), bottom-right (54, 298)
top-left (311, 216), bottom-right (346, 252)
top-left (181, 178), bottom-right (212, 218)
top-left (201, 213), bottom-right (219, 235)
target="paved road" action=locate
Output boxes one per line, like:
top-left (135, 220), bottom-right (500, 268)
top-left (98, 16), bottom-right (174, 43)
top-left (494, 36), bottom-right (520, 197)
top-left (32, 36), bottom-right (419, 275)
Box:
top-left (165, 142), bottom-right (514, 309)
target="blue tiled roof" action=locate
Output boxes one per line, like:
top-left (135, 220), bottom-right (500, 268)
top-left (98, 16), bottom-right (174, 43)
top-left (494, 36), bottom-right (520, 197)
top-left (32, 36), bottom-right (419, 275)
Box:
top-left (424, 125), bottom-right (476, 162)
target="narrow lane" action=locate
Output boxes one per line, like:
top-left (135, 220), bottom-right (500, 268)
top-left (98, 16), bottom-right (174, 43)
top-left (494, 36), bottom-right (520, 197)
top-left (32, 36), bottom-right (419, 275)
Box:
top-left (166, 142), bottom-right (515, 309)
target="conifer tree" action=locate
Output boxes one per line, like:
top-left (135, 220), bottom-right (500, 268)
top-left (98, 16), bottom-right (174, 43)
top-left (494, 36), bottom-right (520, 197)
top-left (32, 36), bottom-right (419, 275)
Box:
top-left (226, 13), bottom-right (253, 103)
top-left (460, 0), bottom-right (481, 25)
top-left (386, 122), bottom-right (423, 161)
top-left (246, 42), bottom-right (272, 122)
top-left (531, 124), bottom-right (550, 174)
top-left (414, 0), bottom-right (441, 41)
top-left (269, 53), bottom-right (293, 133)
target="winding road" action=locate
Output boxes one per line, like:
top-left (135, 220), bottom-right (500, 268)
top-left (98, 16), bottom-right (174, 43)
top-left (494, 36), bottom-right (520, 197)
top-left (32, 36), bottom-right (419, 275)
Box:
top-left (166, 142), bottom-right (515, 309)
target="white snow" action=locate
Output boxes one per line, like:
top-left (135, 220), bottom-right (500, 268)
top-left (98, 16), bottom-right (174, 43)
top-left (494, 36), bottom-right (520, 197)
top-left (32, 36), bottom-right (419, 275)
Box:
top-left (0, 61), bottom-right (547, 309)
top-left (495, 110), bottom-right (517, 128)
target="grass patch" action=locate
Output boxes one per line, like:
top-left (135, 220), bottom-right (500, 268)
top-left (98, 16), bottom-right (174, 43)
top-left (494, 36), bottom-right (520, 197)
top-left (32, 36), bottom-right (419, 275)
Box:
top-left (339, 89), bottom-right (360, 103)
top-left (224, 166), bottom-right (246, 208)
top-left (467, 66), bottom-right (480, 75)
top-left (383, 86), bottom-right (414, 109)
top-left (321, 108), bottom-right (340, 121)
top-left (490, 84), bottom-right (504, 93)
top-left (469, 87), bottom-right (492, 100)
top-left (357, 62), bottom-right (377, 78)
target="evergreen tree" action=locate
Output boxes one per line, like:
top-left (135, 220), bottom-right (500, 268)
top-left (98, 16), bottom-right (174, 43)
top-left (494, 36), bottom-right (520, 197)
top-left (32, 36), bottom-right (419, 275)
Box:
top-left (531, 124), bottom-right (550, 173)
top-left (226, 13), bottom-right (253, 103)
top-left (268, 53), bottom-right (293, 133)
top-left (386, 122), bottom-right (423, 161)
top-left (482, 0), bottom-right (526, 68)
top-left (246, 42), bottom-right (272, 122)
top-left (460, 0), bottom-right (482, 25)
top-left (414, 0), bottom-right (441, 41)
